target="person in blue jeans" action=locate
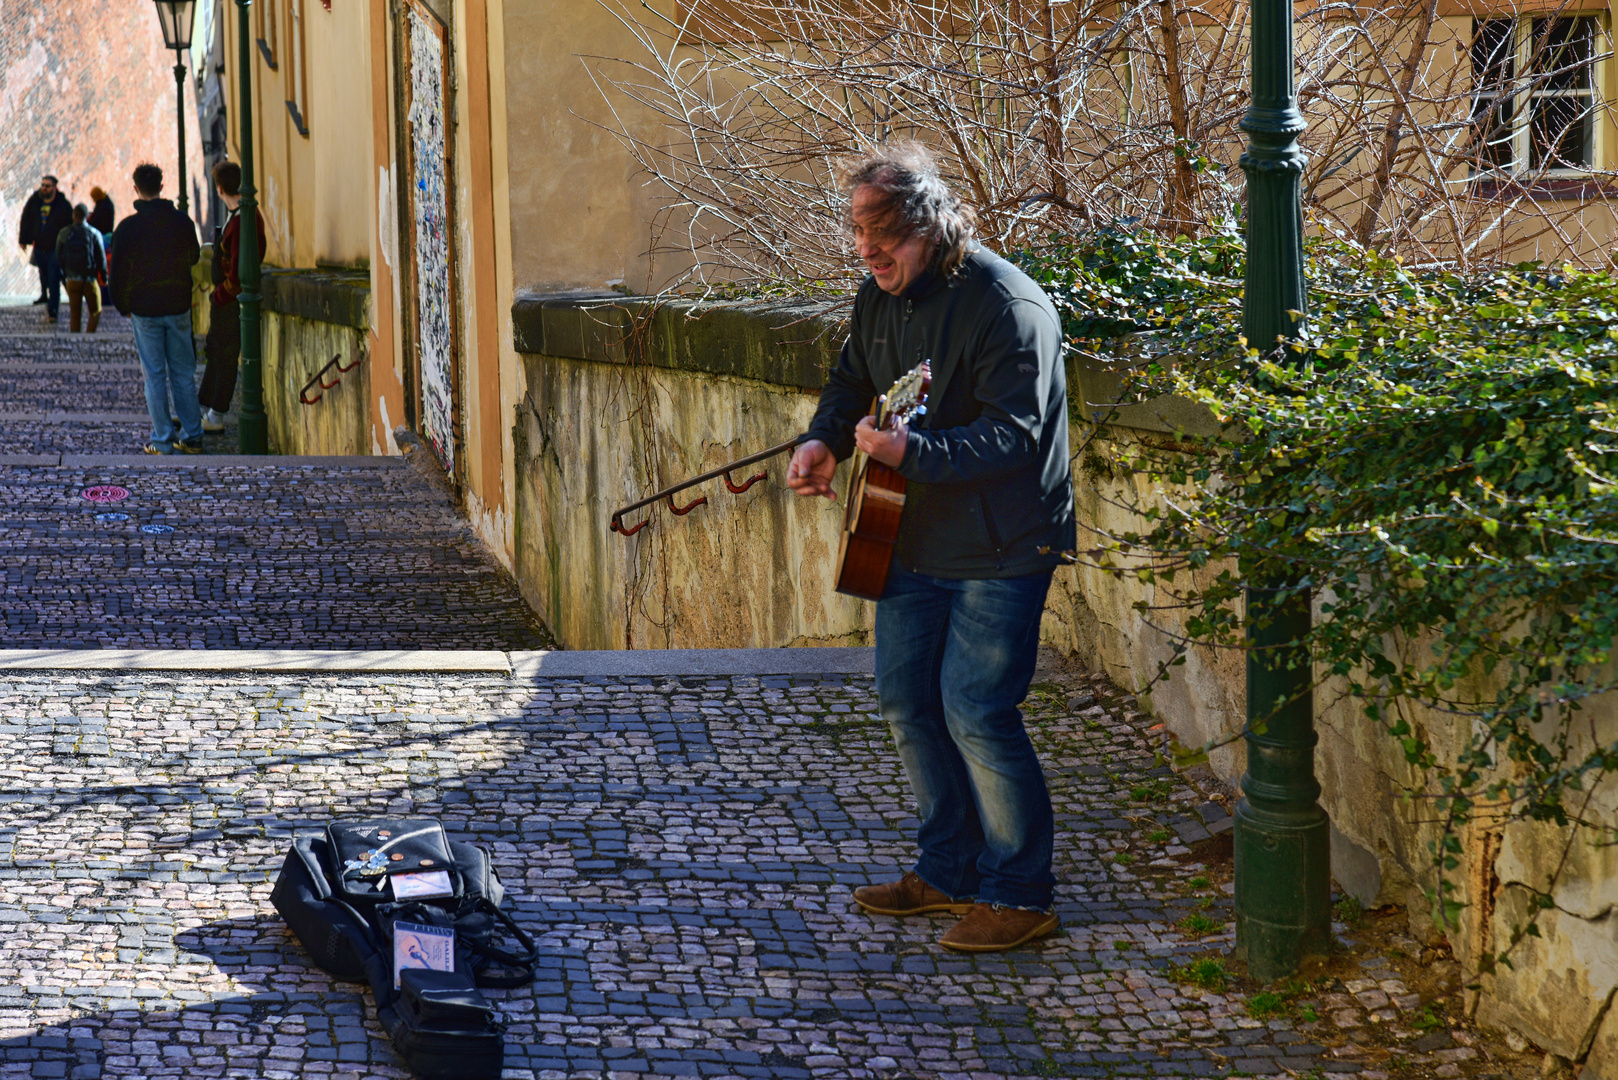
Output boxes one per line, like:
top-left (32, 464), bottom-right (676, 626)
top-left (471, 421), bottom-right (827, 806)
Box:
top-left (108, 163), bottom-right (203, 454)
top-left (788, 142), bottom-right (1076, 953)
top-left (17, 175), bottom-right (73, 321)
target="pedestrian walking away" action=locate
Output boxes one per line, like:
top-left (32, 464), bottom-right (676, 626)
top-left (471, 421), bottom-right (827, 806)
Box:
top-left (87, 185), bottom-right (115, 236)
top-left (198, 160), bottom-right (265, 431)
top-left (55, 204), bottom-right (107, 333)
top-left (788, 141), bottom-right (1076, 954)
top-left (88, 185), bottom-right (116, 309)
top-left (17, 174), bottom-right (74, 321)
top-left (109, 162), bottom-right (204, 455)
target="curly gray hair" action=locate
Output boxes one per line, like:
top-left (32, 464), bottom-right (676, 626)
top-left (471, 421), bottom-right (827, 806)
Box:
top-left (835, 141), bottom-right (977, 277)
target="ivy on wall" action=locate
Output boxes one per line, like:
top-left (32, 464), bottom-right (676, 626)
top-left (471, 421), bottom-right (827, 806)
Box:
top-left (1017, 228), bottom-right (1618, 965)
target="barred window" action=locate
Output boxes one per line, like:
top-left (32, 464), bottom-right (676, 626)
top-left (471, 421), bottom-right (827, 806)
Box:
top-left (1471, 16), bottom-right (1603, 175)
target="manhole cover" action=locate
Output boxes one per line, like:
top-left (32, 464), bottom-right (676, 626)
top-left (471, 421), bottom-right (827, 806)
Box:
top-left (140, 524), bottom-right (174, 535)
top-left (94, 512), bottom-right (129, 522)
top-left (82, 485), bottom-right (129, 503)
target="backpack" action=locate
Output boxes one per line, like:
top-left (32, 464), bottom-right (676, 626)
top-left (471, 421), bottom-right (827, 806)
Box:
top-left (271, 818), bottom-right (540, 1080)
top-left (61, 225), bottom-right (94, 276)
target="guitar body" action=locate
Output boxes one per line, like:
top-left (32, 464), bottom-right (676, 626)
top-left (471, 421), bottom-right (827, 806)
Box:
top-left (835, 458), bottom-right (907, 601)
top-left (833, 362), bottom-right (931, 602)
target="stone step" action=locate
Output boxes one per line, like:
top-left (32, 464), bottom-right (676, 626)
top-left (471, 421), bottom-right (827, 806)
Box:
top-left (0, 458), bottom-right (554, 651)
top-left (0, 645), bottom-right (876, 674)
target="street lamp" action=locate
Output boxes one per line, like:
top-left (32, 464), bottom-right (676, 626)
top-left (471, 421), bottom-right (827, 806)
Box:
top-left (234, 0), bottom-right (266, 454)
top-left (1233, 0), bottom-right (1331, 982)
top-left (152, 0), bottom-right (196, 217)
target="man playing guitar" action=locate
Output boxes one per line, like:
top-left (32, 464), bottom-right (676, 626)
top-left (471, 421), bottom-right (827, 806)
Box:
top-left (786, 142), bottom-right (1076, 952)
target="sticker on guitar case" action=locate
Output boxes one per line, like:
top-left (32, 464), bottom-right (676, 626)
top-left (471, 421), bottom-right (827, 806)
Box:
top-left (393, 920), bottom-right (455, 988)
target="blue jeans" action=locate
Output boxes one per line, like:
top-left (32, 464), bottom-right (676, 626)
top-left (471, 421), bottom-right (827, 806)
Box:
top-left (37, 251), bottom-right (60, 317)
top-left (132, 312), bottom-right (202, 444)
top-left (875, 564), bottom-right (1056, 909)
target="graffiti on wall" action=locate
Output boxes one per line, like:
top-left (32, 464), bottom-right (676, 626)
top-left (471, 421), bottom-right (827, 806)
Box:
top-left (406, 4), bottom-right (455, 473)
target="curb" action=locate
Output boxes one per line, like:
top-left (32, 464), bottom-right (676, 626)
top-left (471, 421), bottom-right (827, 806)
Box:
top-left (0, 646), bottom-right (876, 676)
top-left (0, 412), bottom-right (151, 423)
top-left (0, 362), bottom-right (141, 370)
top-left (0, 454), bottom-right (404, 467)
top-left (510, 647), bottom-right (874, 677)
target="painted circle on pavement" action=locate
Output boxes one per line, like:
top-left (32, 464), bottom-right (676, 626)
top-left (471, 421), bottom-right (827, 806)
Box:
top-left (82, 485), bottom-right (130, 503)
top-left (140, 524), bottom-right (174, 535)
top-left (94, 512), bottom-right (129, 522)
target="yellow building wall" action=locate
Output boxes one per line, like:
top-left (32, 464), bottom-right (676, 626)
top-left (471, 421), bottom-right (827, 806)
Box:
top-left (498, 0), bottom-right (674, 293)
top-left (220, 0), bottom-right (372, 269)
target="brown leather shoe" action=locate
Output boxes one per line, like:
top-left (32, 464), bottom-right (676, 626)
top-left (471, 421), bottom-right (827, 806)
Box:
top-left (852, 871), bottom-right (975, 916)
top-left (938, 902), bottom-right (1061, 952)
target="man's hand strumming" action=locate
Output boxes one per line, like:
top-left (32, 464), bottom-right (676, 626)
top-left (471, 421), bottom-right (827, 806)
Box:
top-left (787, 439), bottom-right (837, 500)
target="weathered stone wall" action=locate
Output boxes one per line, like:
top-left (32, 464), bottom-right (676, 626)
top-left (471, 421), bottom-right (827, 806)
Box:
top-left (511, 294), bottom-right (871, 650)
top-left (512, 294), bottom-right (1618, 1071)
top-left (1040, 382), bottom-right (1618, 1074)
top-left (191, 255), bottom-right (371, 456)
top-left (0, 0), bottom-right (209, 297)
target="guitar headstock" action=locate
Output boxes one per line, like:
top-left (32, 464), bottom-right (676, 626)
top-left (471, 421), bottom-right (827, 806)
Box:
top-left (878, 361), bottom-right (932, 430)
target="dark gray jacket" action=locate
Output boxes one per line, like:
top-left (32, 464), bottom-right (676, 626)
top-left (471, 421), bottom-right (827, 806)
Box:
top-left (108, 199), bottom-right (200, 317)
top-left (805, 247), bottom-right (1076, 579)
top-left (19, 191), bottom-right (73, 267)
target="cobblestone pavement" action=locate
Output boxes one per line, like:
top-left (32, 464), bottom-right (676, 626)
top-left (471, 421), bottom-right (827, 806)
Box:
top-left (0, 669), bottom-right (1533, 1080)
top-left (0, 366), bottom-right (148, 414)
top-left (0, 306), bottom-right (135, 336)
top-left (0, 303), bottom-right (554, 649)
top-left (0, 461), bottom-right (553, 648)
top-left (0, 305), bottom-right (238, 456)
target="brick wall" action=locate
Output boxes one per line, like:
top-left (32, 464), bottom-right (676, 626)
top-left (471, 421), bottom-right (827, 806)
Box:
top-left (0, 0), bottom-right (207, 297)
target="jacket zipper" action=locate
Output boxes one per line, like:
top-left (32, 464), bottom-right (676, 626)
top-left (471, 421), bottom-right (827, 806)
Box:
top-left (899, 300), bottom-right (912, 380)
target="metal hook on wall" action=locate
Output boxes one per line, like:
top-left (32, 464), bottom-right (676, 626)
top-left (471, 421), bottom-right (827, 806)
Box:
top-left (606, 435), bottom-right (805, 539)
top-left (610, 513), bottom-right (650, 537)
top-left (723, 469), bottom-right (768, 494)
top-left (666, 493), bottom-right (708, 516)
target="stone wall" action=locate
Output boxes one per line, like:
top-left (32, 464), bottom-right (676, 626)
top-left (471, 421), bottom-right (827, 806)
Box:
top-left (511, 294), bottom-right (871, 650)
top-left (0, 0), bottom-right (209, 297)
top-left (512, 293), bottom-right (1618, 1072)
top-left (191, 255), bottom-right (371, 456)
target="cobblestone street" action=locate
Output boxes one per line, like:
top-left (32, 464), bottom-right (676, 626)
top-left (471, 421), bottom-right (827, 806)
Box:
top-left (0, 303), bottom-right (1539, 1080)
top-left (0, 305), bottom-right (552, 649)
top-left (0, 667), bottom-right (1536, 1080)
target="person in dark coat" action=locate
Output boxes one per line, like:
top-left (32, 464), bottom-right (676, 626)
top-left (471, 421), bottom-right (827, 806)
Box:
top-left (17, 175), bottom-right (74, 320)
top-left (109, 163), bottom-right (203, 455)
top-left (87, 186), bottom-right (115, 236)
top-left (198, 160), bottom-right (265, 431)
top-left (88, 186), bottom-right (115, 307)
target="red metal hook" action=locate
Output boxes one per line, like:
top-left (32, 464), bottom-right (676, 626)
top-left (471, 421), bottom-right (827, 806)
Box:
top-left (724, 469), bottom-right (768, 494)
top-left (611, 514), bottom-right (650, 537)
top-left (666, 493), bottom-right (708, 516)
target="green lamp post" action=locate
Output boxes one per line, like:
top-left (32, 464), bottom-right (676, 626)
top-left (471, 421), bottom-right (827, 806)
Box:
top-left (152, 0), bottom-right (196, 216)
top-left (1233, 0), bottom-right (1332, 982)
top-left (234, 0), bottom-right (267, 454)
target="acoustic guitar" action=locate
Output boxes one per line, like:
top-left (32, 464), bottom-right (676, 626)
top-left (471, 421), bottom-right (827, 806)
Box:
top-left (834, 361), bottom-right (932, 601)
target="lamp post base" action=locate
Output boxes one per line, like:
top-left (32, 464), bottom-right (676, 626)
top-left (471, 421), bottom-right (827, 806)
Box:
top-left (1234, 797), bottom-right (1332, 982)
top-left (237, 411), bottom-right (268, 456)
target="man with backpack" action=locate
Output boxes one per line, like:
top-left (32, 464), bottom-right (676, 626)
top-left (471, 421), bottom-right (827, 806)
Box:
top-left (55, 205), bottom-right (107, 334)
top-left (109, 163), bottom-right (203, 455)
top-left (17, 174), bottom-right (74, 321)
